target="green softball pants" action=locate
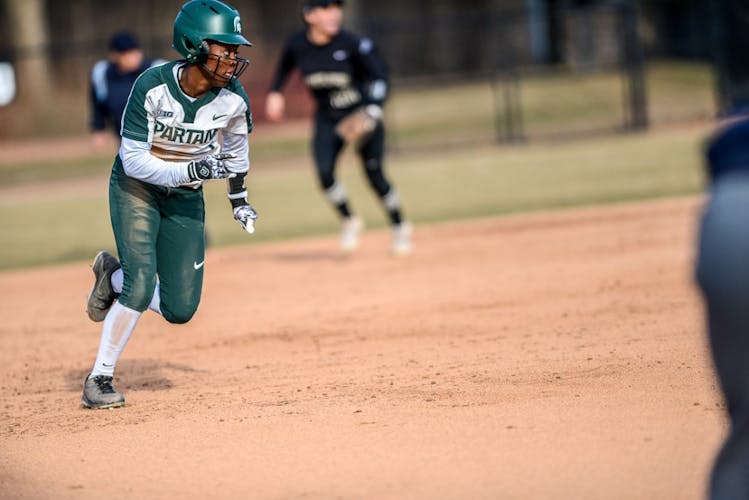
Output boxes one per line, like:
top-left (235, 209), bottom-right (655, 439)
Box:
top-left (109, 160), bottom-right (205, 324)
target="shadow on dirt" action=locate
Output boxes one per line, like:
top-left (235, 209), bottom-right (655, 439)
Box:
top-left (65, 359), bottom-right (202, 392)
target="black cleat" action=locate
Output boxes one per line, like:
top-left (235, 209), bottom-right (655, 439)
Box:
top-left (86, 251), bottom-right (121, 322)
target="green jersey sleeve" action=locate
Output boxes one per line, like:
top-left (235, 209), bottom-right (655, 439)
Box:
top-left (225, 80), bottom-right (253, 135)
top-left (121, 66), bottom-right (165, 142)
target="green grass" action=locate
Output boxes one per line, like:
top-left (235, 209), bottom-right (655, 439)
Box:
top-left (517, 61), bottom-right (715, 133)
top-left (0, 124), bottom-right (709, 270)
top-left (385, 60), bottom-right (716, 147)
top-left (0, 60), bottom-right (715, 186)
top-left (647, 61), bottom-right (717, 123)
top-left (0, 61), bottom-right (715, 270)
top-left (0, 155), bottom-right (114, 186)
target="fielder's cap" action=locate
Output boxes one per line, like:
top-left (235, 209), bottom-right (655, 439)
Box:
top-left (109, 32), bottom-right (141, 53)
top-left (303, 0), bottom-right (345, 10)
top-left (706, 115), bottom-right (749, 180)
top-left (723, 101), bottom-right (749, 119)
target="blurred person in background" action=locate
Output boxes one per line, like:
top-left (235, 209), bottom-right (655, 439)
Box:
top-left (696, 110), bottom-right (749, 500)
top-left (265, 0), bottom-right (412, 256)
top-left (81, 0), bottom-right (257, 409)
top-left (90, 32), bottom-right (165, 151)
top-left (0, 60), bottom-right (16, 106)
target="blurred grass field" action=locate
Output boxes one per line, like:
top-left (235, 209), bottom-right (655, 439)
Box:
top-left (0, 60), bottom-right (715, 270)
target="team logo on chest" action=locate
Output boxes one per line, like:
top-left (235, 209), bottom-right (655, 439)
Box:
top-left (333, 50), bottom-right (348, 61)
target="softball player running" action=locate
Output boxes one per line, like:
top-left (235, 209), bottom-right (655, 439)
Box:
top-left (265, 0), bottom-right (412, 255)
top-left (82, 0), bottom-right (257, 409)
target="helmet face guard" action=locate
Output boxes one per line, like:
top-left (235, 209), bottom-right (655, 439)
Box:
top-left (199, 50), bottom-right (250, 82)
top-left (173, 0), bottom-right (252, 80)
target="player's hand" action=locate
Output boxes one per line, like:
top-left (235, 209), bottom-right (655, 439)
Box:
top-left (233, 203), bottom-right (258, 234)
top-left (265, 92), bottom-right (285, 122)
top-left (90, 131), bottom-right (112, 152)
top-left (187, 154), bottom-right (237, 181)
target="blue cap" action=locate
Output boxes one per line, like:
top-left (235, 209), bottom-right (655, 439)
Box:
top-left (723, 101), bottom-right (749, 119)
top-left (303, 0), bottom-right (344, 9)
top-left (707, 117), bottom-right (749, 180)
top-left (109, 32), bottom-right (140, 53)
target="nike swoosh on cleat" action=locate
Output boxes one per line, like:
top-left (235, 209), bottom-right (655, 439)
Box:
top-left (212, 114), bottom-right (227, 120)
top-left (193, 261), bottom-right (205, 270)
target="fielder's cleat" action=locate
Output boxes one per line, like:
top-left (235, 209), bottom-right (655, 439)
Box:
top-left (86, 251), bottom-right (121, 322)
top-left (391, 222), bottom-right (413, 256)
top-left (340, 216), bottom-right (363, 254)
top-left (81, 374), bottom-right (125, 409)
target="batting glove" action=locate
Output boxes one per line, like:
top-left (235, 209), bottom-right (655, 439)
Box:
top-left (233, 203), bottom-right (258, 234)
top-left (187, 153), bottom-right (237, 181)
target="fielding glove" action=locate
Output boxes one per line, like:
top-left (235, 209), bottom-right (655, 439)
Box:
top-left (233, 203), bottom-right (258, 234)
top-left (187, 153), bottom-right (237, 181)
top-left (334, 105), bottom-right (383, 145)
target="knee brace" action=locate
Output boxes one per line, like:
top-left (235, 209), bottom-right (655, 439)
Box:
top-left (324, 181), bottom-right (348, 204)
top-left (382, 188), bottom-right (401, 211)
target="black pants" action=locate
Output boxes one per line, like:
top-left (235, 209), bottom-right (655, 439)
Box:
top-left (696, 171), bottom-right (749, 500)
top-left (312, 112), bottom-right (392, 197)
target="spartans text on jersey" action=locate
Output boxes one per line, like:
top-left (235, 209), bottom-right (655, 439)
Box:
top-left (154, 120), bottom-right (219, 144)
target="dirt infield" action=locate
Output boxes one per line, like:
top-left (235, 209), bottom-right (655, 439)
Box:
top-left (0, 196), bottom-right (725, 499)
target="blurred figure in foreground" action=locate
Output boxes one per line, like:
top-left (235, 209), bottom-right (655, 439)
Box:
top-left (265, 0), bottom-right (412, 255)
top-left (696, 111), bottom-right (749, 500)
top-left (90, 32), bottom-right (164, 150)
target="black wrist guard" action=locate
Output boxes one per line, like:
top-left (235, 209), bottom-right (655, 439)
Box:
top-left (227, 172), bottom-right (248, 208)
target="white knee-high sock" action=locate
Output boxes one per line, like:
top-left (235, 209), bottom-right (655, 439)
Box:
top-left (110, 269), bottom-right (162, 315)
top-left (90, 301), bottom-right (141, 377)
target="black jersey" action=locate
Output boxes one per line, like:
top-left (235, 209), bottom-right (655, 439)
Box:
top-left (270, 30), bottom-right (389, 119)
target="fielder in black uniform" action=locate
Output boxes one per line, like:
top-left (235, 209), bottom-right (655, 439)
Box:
top-left (697, 112), bottom-right (749, 499)
top-left (265, 0), bottom-right (411, 255)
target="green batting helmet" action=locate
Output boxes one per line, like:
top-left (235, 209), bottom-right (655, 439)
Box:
top-left (173, 0), bottom-right (252, 63)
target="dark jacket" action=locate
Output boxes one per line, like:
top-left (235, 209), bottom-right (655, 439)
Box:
top-left (90, 59), bottom-right (162, 135)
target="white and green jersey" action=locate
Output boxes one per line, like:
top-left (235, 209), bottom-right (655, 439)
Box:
top-left (116, 60), bottom-right (252, 187)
